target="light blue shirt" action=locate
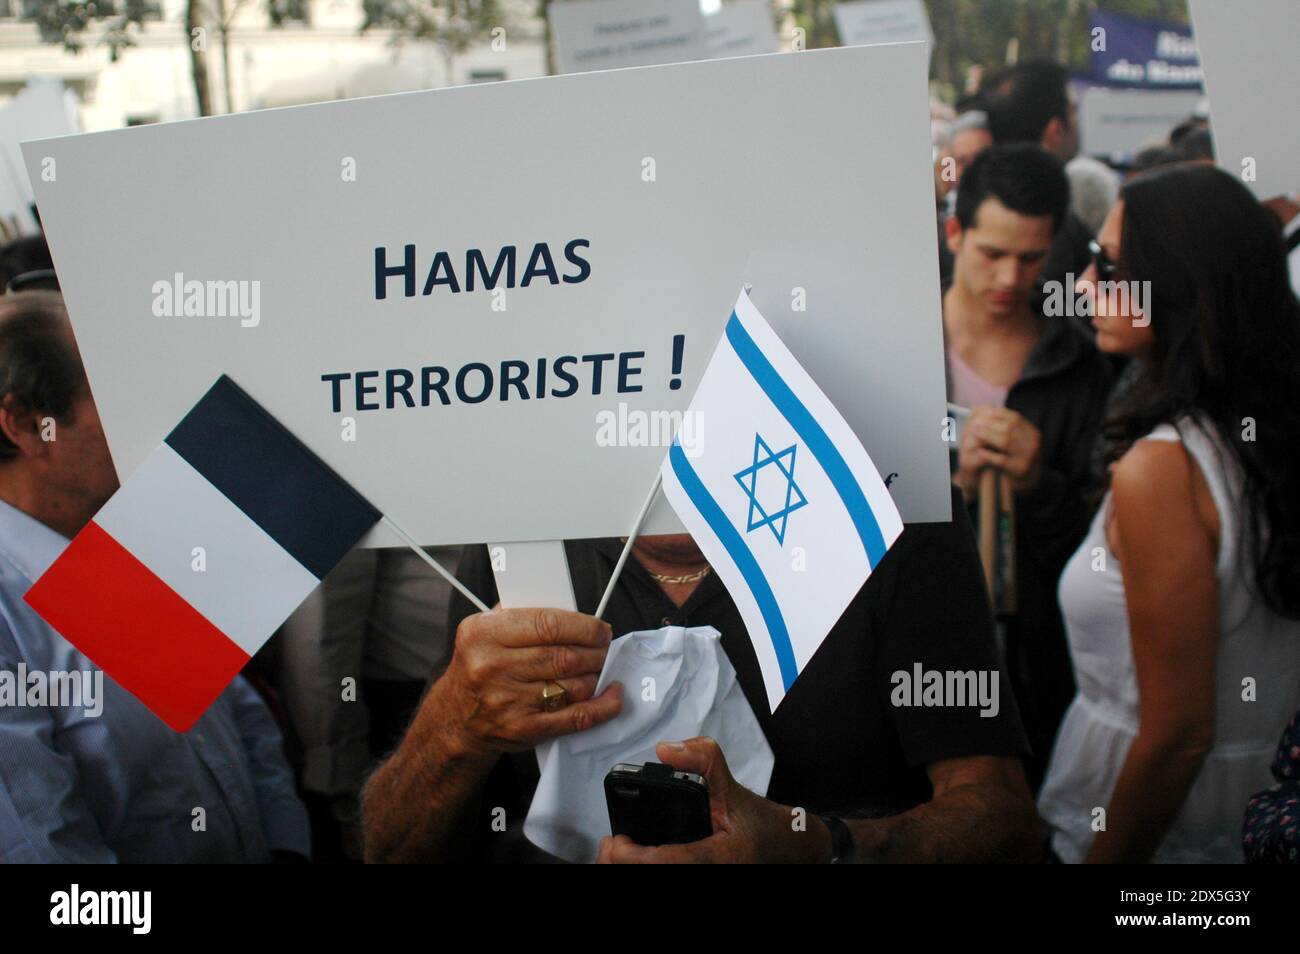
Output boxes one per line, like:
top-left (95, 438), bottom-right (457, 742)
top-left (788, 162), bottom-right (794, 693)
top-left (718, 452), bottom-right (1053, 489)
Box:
top-left (0, 499), bottom-right (310, 862)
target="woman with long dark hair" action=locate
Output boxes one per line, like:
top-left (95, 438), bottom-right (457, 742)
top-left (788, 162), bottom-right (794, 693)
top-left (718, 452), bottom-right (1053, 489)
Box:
top-left (1037, 163), bottom-right (1300, 863)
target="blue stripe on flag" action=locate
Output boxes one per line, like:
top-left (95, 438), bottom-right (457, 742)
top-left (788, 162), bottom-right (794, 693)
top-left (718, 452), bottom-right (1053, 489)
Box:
top-left (165, 375), bottom-right (381, 580)
top-left (725, 313), bottom-right (889, 568)
top-left (668, 441), bottom-right (798, 692)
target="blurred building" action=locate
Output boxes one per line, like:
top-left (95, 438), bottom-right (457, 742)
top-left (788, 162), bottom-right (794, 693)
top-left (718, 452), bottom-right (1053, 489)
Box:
top-left (0, 0), bottom-right (547, 129)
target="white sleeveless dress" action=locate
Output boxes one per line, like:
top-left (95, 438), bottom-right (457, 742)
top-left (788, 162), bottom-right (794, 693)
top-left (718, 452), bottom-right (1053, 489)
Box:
top-left (1037, 417), bottom-right (1300, 863)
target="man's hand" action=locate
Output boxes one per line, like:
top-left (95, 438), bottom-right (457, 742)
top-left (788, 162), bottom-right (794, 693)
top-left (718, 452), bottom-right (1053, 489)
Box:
top-left (434, 607), bottom-right (624, 761)
top-left (954, 406), bottom-right (1043, 498)
top-left (361, 607), bottom-right (623, 863)
top-left (595, 737), bottom-right (830, 864)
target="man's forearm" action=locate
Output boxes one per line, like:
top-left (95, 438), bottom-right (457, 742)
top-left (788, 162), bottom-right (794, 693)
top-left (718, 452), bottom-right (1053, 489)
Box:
top-left (845, 780), bottom-right (1042, 863)
top-left (361, 700), bottom-right (497, 863)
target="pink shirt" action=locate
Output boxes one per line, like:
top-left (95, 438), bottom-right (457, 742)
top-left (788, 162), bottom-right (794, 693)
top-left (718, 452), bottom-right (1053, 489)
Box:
top-left (947, 347), bottom-right (1009, 408)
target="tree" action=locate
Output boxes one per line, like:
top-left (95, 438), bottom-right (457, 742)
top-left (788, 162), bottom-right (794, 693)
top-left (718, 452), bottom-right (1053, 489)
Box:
top-left (536, 0), bottom-right (552, 74)
top-left (186, 0), bottom-right (214, 116)
top-left (27, 0), bottom-right (310, 117)
top-left (27, 0), bottom-right (216, 115)
top-left (27, 0), bottom-right (149, 61)
top-left (361, 0), bottom-right (507, 88)
top-left (922, 0), bottom-right (1192, 98)
top-left (213, 0), bottom-right (308, 112)
top-left (787, 0), bottom-right (838, 50)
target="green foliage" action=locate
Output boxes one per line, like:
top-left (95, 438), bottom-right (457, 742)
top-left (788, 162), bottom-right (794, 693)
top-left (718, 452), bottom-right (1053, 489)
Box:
top-left (25, 0), bottom-right (308, 60)
top-left (24, 0), bottom-right (150, 60)
top-left (786, 0), bottom-right (837, 49)
top-left (265, 0), bottom-right (310, 27)
top-left (923, 0), bottom-right (1190, 94)
top-left (788, 0), bottom-right (1190, 96)
top-left (361, 0), bottom-right (505, 58)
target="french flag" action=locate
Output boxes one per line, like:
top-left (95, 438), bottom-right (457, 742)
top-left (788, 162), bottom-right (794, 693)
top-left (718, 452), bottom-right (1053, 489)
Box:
top-left (25, 375), bottom-right (380, 731)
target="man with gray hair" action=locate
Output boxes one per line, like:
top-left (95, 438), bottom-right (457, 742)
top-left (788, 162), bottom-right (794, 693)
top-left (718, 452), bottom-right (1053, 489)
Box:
top-left (0, 290), bottom-right (310, 862)
top-left (938, 102), bottom-right (996, 286)
top-left (1065, 156), bottom-right (1120, 236)
top-left (949, 108), bottom-right (994, 193)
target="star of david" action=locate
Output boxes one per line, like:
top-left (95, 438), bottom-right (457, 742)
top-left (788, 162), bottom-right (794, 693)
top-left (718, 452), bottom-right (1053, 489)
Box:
top-left (733, 433), bottom-right (808, 545)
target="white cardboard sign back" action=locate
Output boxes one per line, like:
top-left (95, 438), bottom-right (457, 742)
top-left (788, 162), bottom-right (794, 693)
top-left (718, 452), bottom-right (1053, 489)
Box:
top-left (26, 43), bottom-right (950, 548)
top-left (1189, 0), bottom-right (1299, 200)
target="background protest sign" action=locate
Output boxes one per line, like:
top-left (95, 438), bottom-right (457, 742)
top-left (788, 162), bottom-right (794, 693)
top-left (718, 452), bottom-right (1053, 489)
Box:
top-left (548, 0), bottom-right (707, 75)
top-left (26, 42), bottom-right (950, 549)
top-left (0, 79), bottom-right (80, 233)
top-left (1088, 9), bottom-right (1201, 90)
top-left (705, 0), bottom-right (780, 59)
top-left (1189, 0), bottom-right (1298, 201)
top-left (833, 0), bottom-right (932, 50)
top-left (1079, 87), bottom-right (1202, 161)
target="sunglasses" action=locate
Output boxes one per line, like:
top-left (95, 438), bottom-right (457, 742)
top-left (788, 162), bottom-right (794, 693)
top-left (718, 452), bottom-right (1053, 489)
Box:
top-left (1088, 239), bottom-right (1121, 279)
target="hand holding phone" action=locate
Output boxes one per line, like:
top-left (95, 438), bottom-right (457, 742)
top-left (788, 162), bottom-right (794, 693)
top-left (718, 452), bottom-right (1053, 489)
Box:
top-left (604, 761), bottom-right (712, 846)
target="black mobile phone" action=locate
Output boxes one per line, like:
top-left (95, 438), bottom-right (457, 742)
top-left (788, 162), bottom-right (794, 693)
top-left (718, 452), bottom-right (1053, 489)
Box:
top-left (604, 761), bottom-right (712, 846)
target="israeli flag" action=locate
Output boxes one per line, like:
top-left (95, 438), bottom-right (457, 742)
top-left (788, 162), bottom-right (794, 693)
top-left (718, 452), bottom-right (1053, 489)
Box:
top-left (660, 288), bottom-right (904, 712)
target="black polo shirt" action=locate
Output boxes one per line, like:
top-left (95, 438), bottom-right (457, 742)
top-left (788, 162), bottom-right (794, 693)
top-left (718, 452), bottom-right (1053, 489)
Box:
top-left (446, 486), bottom-right (1028, 861)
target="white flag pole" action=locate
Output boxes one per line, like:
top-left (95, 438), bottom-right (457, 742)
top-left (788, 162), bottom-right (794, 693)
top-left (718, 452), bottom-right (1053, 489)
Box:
top-left (595, 471), bottom-right (663, 620)
top-left (380, 514), bottom-right (490, 613)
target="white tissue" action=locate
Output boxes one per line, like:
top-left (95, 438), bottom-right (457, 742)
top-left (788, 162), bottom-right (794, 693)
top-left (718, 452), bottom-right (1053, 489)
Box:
top-left (523, 625), bottom-right (774, 863)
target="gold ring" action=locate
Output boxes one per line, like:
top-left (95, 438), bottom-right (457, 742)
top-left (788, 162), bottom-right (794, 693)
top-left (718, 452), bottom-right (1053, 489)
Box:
top-left (541, 681), bottom-right (568, 712)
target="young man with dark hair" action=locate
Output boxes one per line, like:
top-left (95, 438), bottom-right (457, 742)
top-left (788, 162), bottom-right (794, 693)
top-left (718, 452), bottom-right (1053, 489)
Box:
top-left (984, 60), bottom-right (1078, 161)
top-left (943, 144), bottom-right (1114, 790)
top-left (983, 60), bottom-right (1093, 292)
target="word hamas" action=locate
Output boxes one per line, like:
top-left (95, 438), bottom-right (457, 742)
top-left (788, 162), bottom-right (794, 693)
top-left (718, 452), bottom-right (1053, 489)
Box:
top-left (151, 273), bottom-right (261, 327)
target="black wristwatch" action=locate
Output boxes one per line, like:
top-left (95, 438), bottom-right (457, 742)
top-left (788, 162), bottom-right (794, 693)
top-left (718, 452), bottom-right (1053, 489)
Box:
top-left (819, 813), bottom-right (855, 864)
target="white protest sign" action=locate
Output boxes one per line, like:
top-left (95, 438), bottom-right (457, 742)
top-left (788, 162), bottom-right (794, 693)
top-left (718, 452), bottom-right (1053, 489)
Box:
top-left (1, 80), bottom-right (80, 232)
top-left (833, 0), bottom-right (932, 49)
top-left (490, 540), bottom-right (577, 610)
top-left (705, 0), bottom-right (779, 59)
top-left (1079, 86), bottom-right (1202, 160)
top-left (1189, 0), bottom-right (1299, 199)
top-left (28, 42), bottom-right (950, 550)
top-left (741, 249), bottom-right (926, 507)
top-left (548, 0), bottom-right (707, 75)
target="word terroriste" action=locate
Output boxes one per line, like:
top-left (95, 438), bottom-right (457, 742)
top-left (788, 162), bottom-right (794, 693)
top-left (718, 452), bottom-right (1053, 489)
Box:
top-left (322, 351), bottom-right (649, 412)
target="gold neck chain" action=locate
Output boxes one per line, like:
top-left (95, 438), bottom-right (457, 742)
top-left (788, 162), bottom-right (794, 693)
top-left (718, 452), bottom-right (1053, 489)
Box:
top-left (646, 566), bottom-right (712, 585)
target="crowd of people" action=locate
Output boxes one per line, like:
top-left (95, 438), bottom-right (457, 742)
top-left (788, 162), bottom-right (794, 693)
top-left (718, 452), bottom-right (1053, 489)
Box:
top-left (1, 57), bottom-right (1298, 864)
